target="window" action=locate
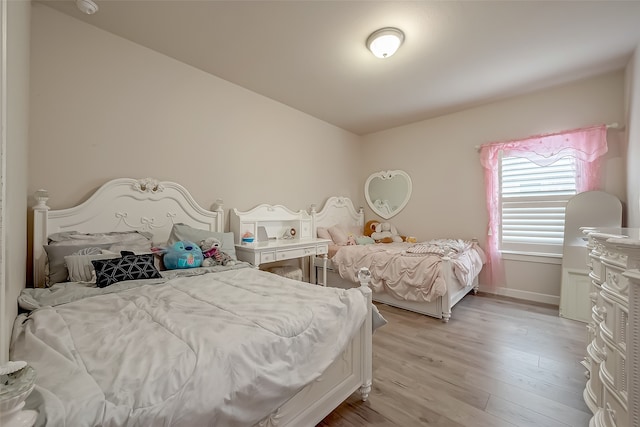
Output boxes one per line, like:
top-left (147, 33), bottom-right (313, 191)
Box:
top-left (500, 155), bottom-right (577, 256)
top-left (479, 124), bottom-right (608, 285)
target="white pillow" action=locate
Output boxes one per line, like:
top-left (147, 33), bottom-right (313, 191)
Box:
top-left (65, 251), bottom-right (118, 283)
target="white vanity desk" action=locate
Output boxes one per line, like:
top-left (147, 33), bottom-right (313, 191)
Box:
top-left (230, 204), bottom-right (331, 283)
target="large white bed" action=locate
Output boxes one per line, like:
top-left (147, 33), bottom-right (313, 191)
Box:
top-left (10, 178), bottom-right (373, 427)
top-left (311, 196), bottom-right (484, 322)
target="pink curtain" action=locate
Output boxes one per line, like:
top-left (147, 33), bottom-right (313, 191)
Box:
top-left (478, 124), bottom-right (608, 287)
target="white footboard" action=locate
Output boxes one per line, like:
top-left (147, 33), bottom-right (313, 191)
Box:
top-left (315, 256), bottom-right (476, 322)
top-left (260, 281), bottom-right (373, 426)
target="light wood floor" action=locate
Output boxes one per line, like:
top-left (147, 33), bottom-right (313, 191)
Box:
top-left (318, 293), bottom-right (591, 427)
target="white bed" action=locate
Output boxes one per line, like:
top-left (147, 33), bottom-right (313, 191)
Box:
top-left (311, 196), bottom-right (483, 322)
top-left (11, 178), bottom-right (373, 427)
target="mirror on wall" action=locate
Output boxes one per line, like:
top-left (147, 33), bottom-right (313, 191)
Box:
top-left (364, 170), bottom-right (412, 219)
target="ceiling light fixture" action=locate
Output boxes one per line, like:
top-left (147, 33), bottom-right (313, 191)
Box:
top-left (76, 0), bottom-right (99, 15)
top-left (366, 27), bottom-right (404, 59)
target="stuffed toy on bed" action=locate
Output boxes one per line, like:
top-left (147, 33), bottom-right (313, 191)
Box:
top-left (200, 237), bottom-right (235, 267)
top-left (370, 222), bottom-right (403, 243)
top-left (160, 240), bottom-right (204, 269)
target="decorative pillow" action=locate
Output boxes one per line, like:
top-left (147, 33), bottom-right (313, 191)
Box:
top-left (355, 236), bottom-right (375, 245)
top-left (328, 225), bottom-right (349, 246)
top-left (317, 227), bottom-right (332, 240)
top-left (168, 223), bottom-right (236, 260)
top-left (91, 253), bottom-right (162, 288)
top-left (64, 251), bottom-right (118, 283)
top-left (43, 244), bottom-right (111, 285)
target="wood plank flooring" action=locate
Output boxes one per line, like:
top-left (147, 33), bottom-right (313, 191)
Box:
top-left (317, 293), bottom-right (591, 427)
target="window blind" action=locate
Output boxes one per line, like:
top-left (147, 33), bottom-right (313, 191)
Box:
top-left (500, 156), bottom-right (577, 255)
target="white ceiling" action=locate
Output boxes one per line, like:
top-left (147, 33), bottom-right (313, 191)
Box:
top-left (40, 0), bottom-right (640, 135)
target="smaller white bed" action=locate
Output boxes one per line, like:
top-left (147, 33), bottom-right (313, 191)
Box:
top-left (311, 196), bottom-right (485, 322)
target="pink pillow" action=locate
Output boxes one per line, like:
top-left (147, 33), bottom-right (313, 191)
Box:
top-left (328, 225), bottom-right (349, 245)
top-left (317, 227), bottom-right (332, 240)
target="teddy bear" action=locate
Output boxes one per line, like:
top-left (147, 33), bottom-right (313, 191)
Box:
top-left (200, 237), bottom-right (235, 267)
top-left (370, 222), bottom-right (403, 243)
top-left (364, 220), bottom-right (380, 238)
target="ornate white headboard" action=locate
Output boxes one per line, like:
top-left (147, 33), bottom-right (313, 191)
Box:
top-left (33, 177), bottom-right (224, 287)
top-left (311, 196), bottom-right (365, 234)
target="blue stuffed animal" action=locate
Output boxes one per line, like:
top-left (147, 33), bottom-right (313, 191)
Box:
top-left (161, 240), bottom-right (203, 269)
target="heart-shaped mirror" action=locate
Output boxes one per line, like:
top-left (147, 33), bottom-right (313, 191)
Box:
top-left (364, 170), bottom-right (412, 219)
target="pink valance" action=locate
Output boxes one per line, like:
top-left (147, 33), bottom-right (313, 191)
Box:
top-left (478, 124), bottom-right (608, 288)
top-left (480, 124), bottom-right (608, 168)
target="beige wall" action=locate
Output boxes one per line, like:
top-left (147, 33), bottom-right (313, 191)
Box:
top-left (361, 72), bottom-right (627, 304)
top-left (626, 45), bottom-right (640, 227)
top-left (28, 5), bottom-right (362, 228)
top-left (25, 5), bottom-right (634, 308)
top-left (1, 0), bottom-right (30, 363)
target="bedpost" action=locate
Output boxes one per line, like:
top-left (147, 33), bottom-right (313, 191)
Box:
top-left (33, 189), bottom-right (50, 288)
top-left (212, 198), bottom-right (224, 232)
top-left (441, 256), bottom-right (453, 322)
top-left (357, 268), bottom-right (373, 401)
top-left (357, 206), bottom-right (365, 229)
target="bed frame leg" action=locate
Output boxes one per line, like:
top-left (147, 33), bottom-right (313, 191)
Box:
top-left (441, 312), bottom-right (451, 323)
top-left (473, 286), bottom-right (479, 295)
top-left (359, 381), bottom-right (372, 401)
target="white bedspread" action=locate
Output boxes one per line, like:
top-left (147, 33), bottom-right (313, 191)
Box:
top-left (11, 267), bottom-right (368, 427)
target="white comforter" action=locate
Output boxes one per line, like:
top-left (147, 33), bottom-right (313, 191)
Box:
top-left (332, 240), bottom-right (485, 302)
top-left (11, 266), bottom-right (368, 427)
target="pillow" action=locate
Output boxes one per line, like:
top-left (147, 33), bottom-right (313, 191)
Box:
top-left (356, 236), bottom-right (375, 245)
top-left (347, 225), bottom-right (364, 238)
top-left (65, 251), bottom-right (118, 283)
top-left (91, 253), bottom-right (162, 288)
top-left (168, 223), bottom-right (236, 260)
top-left (317, 227), bottom-right (332, 240)
top-left (328, 225), bottom-right (349, 246)
top-left (44, 244), bottom-right (111, 285)
top-left (48, 231), bottom-right (153, 252)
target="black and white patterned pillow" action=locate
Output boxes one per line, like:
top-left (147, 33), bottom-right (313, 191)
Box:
top-left (91, 253), bottom-right (161, 288)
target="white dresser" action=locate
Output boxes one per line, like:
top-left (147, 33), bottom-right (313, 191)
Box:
top-left (583, 228), bottom-right (640, 427)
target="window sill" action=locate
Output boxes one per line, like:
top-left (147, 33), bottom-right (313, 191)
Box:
top-left (501, 251), bottom-right (562, 265)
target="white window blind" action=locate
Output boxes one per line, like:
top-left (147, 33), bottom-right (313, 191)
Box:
top-left (500, 155), bottom-right (577, 256)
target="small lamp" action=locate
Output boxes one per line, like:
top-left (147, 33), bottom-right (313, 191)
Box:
top-left (366, 27), bottom-right (404, 59)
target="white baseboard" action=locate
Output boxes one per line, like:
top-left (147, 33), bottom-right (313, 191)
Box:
top-left (479, 285), bottom-right (560, 306)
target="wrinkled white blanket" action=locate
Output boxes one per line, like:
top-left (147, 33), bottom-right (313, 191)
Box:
top-left (11, 266), bottom-right (368, 427)
top-left (332, 241), bottom-right (485, 302)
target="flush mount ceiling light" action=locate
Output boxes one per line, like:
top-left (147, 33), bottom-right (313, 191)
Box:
top-left (76, 0), bottom-right (99, 15)
top-left (366, 27), bottom-right (404, 58)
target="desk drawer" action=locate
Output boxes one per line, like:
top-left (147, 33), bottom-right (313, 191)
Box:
top-left (277, 246), bottom-right (315, 261)
top-left (260, 251), bottom-right (276, 264)
top-left (316, 244), bottom-right (329, 255)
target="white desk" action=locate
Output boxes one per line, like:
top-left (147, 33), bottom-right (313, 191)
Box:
top-left (235, 238), bottom-right (331, 283)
